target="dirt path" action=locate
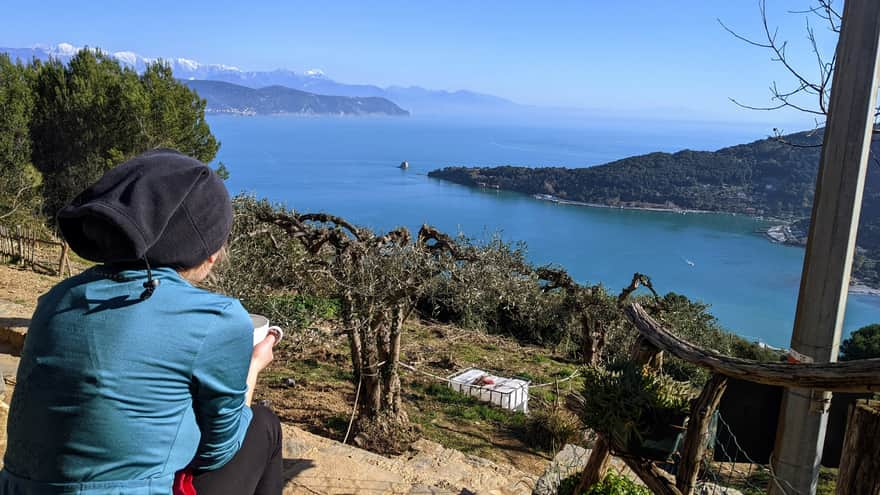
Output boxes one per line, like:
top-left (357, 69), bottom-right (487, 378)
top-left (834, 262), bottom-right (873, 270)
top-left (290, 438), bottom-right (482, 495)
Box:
top-left (0, 264), bottom-right (61, 309)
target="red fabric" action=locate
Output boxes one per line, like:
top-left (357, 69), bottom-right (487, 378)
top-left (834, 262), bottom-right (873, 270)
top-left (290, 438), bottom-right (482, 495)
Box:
top-left (173, 470), bottom-right (197, 495)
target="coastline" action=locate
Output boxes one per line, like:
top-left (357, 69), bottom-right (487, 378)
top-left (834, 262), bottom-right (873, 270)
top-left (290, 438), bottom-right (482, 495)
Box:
top-left (849, 282), bottom-right (880, 297)
top-left (205, 109), bottom-right (409, 117)
top-left (531, 193), bottom-right (717, 215)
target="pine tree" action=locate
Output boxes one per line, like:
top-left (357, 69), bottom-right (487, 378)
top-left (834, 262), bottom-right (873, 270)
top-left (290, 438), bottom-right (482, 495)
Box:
top-left (0, 54), bottom-right (41, 224)
top-left (28, 49), bottom-right (219, 220)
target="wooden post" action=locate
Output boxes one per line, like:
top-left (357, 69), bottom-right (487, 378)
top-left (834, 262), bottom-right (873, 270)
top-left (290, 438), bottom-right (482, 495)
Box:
top-left (836, 400), bottom-right (880, 494)
top-left (771, 1), bottom-right (880, 493)
top-left (29, 228), bottom-right (35, 266)
top-left (58, 241), bottom-right (69, 276)
top-left (575, 436), bottom-right (612, 492)
top-left (64, 243), bottom-right (72, 277)
top-left (676, 374), bottom-right (728, 494)
top-left (15, 225), bottom-right (23, 263)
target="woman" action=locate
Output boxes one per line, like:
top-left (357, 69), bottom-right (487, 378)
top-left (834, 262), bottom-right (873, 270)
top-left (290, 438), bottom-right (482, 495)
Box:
top-left (1, 149), bottom-right (283, 494)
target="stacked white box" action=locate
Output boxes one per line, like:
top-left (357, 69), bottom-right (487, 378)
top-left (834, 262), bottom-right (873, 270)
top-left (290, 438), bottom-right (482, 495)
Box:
top-left (447, 368), bottom-right (530, 413)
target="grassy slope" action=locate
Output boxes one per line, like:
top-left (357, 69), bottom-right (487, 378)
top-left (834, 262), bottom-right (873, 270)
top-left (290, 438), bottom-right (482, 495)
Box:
top-left (255, 319), bottom-right (581, 474)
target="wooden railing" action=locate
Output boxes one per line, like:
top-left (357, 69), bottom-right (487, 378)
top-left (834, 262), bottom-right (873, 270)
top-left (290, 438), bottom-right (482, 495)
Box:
top-left (625, 304), bottom-right (880, 393)
top-left (588, 302), bottom-right (880, 494)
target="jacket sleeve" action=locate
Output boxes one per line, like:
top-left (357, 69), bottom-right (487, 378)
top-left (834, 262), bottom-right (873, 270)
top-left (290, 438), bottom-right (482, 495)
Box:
top-left (189, 302), bottom-right (254, 472)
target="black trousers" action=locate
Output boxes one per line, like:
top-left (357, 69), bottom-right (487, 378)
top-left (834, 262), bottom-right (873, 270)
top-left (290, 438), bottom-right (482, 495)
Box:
top-left (192, 404), bottom-right (283, 495)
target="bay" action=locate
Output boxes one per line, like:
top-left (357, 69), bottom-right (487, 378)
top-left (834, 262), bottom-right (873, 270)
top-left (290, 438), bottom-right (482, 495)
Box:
top-left (209, 114), bottom-right (879, 348)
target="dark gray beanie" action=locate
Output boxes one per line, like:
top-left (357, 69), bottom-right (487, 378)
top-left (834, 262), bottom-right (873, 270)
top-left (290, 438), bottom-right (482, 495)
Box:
top-left (58, 149), bottom-right (233, 269)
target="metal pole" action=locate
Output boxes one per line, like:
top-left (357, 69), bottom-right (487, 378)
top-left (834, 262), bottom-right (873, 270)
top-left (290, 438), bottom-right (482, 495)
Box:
top-left (770, 0), bottom-right (880, 493)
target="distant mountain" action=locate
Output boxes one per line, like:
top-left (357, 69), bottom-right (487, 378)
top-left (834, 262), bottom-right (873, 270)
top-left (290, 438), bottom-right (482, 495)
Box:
top-left (183, 80), bottom-right (408, 116)
top-left (428, 130), bottom-right (880, 288)
top-left (2, 43), bottom-right (522, 116)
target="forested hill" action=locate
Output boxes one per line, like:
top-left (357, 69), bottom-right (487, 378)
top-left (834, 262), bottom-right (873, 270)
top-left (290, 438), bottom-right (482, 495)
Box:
top-left (428, 130), bottom-right (880, 287)
top-left (183, 80), bottom-right (409, 116)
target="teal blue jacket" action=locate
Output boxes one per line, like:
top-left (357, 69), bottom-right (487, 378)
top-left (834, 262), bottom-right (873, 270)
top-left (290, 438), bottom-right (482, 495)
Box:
top-left (1, 267), bottom-right (254, 494)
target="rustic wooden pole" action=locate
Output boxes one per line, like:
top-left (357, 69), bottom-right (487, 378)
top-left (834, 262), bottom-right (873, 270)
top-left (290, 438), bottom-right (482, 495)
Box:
top-left (15, 225), bottom-right (23, 263)
top-left (625, 304), bottom-right (880, 393)
top-left (771, 1), bottom-right (880, 493)
top-left (29, 228), bottom-right (35, 266)
top-left (64, 244), bottom-right (73, 277)
top-left (575, 436), bottom-right (612, 492)
top-left (58, 241), bottom-right (69, 276)
top-left (676, 373), bottom-right (728, 494)
top-left (836, 400), bottom-right (880, 494)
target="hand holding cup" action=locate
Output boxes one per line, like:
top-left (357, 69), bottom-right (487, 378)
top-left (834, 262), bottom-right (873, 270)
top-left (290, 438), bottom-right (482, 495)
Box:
top-left (250, 314), bottom-right (284, 346)
top-left (249, 314), bottom-right (283, 373)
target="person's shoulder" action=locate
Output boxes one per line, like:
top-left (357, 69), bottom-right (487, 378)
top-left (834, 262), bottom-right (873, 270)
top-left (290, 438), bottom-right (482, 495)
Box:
top-left (173, 282), bottom-right (238, 311)
top-left (165, 280), bottom-right (248, 321)
top-left (160, 280), bottom-right (251, 348)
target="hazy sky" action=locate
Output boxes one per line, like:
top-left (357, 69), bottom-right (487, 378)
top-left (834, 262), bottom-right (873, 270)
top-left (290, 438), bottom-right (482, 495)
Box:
top-left (2, 1), bottom-right (839, 125)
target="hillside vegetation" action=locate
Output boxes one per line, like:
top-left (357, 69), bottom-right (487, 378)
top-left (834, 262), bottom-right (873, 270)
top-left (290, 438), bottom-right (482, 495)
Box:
top-left (183, 80), bottom-right (410, 116)
top-left (428, 131), bottom-right (880, 287)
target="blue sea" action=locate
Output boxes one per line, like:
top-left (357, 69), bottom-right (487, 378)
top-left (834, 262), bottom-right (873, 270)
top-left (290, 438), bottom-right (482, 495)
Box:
top-left (209, 114), bottom-right (879, 348)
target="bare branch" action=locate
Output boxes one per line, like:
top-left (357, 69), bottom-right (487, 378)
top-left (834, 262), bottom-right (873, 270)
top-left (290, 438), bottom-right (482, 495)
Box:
top-left (0, 182), bottom-right (38, 220)
top-left (721, 0), bottom-right (845, 120)
top-left (537, 266), bottom-right (577, 292)
top-left (618, 272), bottom-right (660, 306)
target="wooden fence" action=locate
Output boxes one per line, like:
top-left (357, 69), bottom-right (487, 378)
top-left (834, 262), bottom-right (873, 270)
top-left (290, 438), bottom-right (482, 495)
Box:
top-left (614, 303), bottom-right (880, 494)
top-left (0, 225), bottom-right (71, 277)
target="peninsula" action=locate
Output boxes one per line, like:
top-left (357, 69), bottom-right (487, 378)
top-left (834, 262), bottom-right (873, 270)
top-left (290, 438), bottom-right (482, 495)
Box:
top-left (428, 130), bottom-right (880, 290)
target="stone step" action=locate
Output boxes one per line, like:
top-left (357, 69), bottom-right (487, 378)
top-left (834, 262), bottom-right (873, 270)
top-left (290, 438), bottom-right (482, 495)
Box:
top-left (0, 300), bottom-right (29, 355)
top-left (281, 424), bottom-right (535, 495)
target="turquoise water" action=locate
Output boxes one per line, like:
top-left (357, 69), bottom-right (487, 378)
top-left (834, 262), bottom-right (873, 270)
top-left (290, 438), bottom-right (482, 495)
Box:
top-left (209, 115), bottom-right (879, 348)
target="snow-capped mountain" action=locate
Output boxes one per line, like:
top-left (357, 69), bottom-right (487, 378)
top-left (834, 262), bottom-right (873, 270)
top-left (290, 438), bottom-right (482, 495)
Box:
top-left (2, 43), bottom-right (522, 115)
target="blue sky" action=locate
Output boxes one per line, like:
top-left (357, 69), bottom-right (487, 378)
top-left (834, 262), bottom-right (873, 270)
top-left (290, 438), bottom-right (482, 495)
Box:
top-left (2, 1), bottom-right (838, 125)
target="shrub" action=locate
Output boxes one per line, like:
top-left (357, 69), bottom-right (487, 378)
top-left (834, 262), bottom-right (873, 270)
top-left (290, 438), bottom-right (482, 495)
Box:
top-left (525, 406), bottom-right (581, 453)
top-left (558, 471), bottom-right (650, 495)
top-left (259, 293), bottom-right (339, 327)
top-left (579, 361), bottom-right (693, 451)
top-left (419, 236), bottom-right (572, 345)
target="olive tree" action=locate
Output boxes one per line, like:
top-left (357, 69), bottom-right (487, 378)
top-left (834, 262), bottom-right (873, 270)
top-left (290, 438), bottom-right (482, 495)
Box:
top-left (249, 198), bottom-right (468, 451)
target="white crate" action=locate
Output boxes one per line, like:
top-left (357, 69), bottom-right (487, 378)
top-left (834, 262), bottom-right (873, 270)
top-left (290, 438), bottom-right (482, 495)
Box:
top-left (447, 368), bottom-right (530, 413)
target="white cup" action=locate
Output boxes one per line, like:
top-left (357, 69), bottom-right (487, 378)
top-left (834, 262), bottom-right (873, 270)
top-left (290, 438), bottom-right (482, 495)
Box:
top-left (249, 314), bottom-right (283, 346)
